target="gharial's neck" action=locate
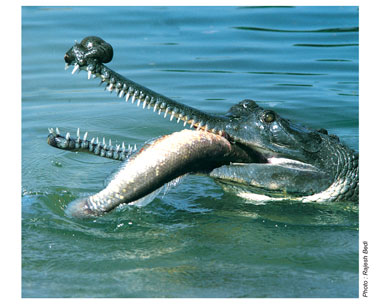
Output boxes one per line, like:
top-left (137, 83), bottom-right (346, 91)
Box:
top-left (304, 137), bottom-right (359, 202)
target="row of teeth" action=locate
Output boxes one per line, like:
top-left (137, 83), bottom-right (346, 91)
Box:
top-left (66, 63), bottom-right (224, 135)
top-left (48, 127), bottom-right (137, 161)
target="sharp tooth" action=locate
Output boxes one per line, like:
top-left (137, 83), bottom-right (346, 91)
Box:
top-left (153, 103), bottom-right (158, 112)
top-left (137, 99), bottom-right (141, 107)
top-left (131, 94), bottom-right (136, 104)
top-left (107, 84), bottom-right (113, 91)
top-left (196, 123), bottom-right (202, 131)
top-left (138, 94), bottom-right (145, 104)
top-left (134, 144), bottom-right (137, 150)
top-left (96, 137), bottom-right (99, 144)
top-left (48, 128), bottom-right (53, 133)
top-left (142, 99), bottom-right (147, 109)
top-left (66, 132), bottom-right (70, 140)
top-left (83, 132), bottom-right (88, 141)
top-left (190, 120), bottom-right (195, 128)
top-left (88, 70), bottom-right (92, 79)
top-left (148, 98), bottom-right (154, 109)
top-left (122, 142), bottom-right (125, 151)
top-left (170, 113), bottom-right (175, 121)
top-left (56, 127), bottom-right (60, 135)
top-left (72, 64), bottom-right (79, 74)
top-left (116, 144), bottom-right (120, 152)
top-left (77, 128), bottom-right (80, 138)
top-left (125, 92), bottom-right (130, 103)
top-left (109, 139), bottom-right (112, 146)
top-left (65, 63), bottom-right (69, 70)
top-left (90, 138), bottom-right (95, 144)
top-left (119, 90), bottom-right (124, 98)
top-left (177, 117), bottom-right (181, 123)
top-left (164, 108), bottom-right (169, 118)
top-left (183, 120), bottom-right (187, 127)
top-left (103, 137), bottom-right (106, 145)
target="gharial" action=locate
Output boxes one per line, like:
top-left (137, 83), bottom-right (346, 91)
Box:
top-left (47, 36), bottom-right (358, 218)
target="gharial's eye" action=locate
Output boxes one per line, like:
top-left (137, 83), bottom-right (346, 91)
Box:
top-left (263, 111), bottom-right (276, 123)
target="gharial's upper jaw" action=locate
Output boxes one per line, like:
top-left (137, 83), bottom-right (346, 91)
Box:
top-left (63, 36), bottom-right (233, 137)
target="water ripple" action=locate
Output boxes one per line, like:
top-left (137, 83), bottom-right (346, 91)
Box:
top-left (163, 70), bottom-right (328, 76)
top-left (294, 43), bottom-right (358, 48)
top-left (161, 69), bottom-right (233, 74)
top-left (248, 71), bottom-right (326, 76)
top-left (233, 26), bottom-right (358, 33)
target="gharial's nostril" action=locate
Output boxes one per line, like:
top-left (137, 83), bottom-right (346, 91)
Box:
top-left (64, 54), bottom-right (70, 63)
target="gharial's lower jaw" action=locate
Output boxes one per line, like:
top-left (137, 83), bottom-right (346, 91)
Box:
top-left (63, 129), bottom-right (235, 218)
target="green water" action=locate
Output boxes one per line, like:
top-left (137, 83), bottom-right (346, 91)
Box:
top-left (22, 6), bottom-right (358, 297)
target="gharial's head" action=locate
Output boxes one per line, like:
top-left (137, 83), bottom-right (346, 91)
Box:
top-left (221, 99), bottom-right (329, 165)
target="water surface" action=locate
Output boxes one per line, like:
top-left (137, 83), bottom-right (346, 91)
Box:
top-left (22, 6), bottom-right (358, 298)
